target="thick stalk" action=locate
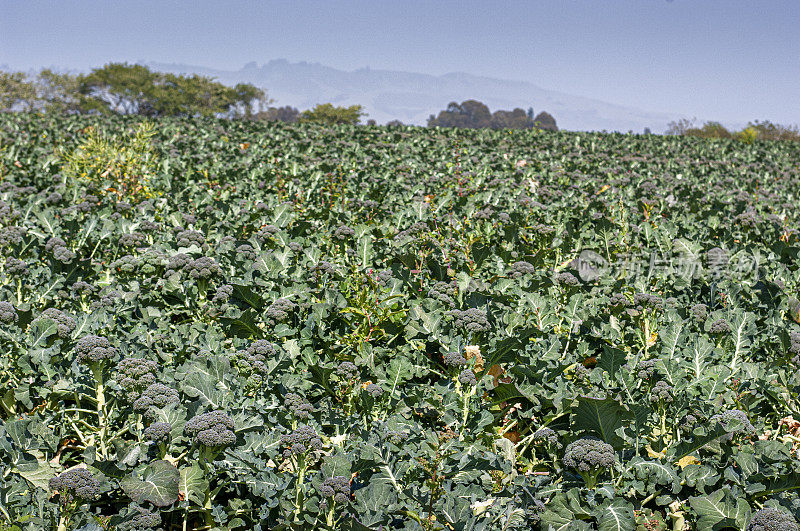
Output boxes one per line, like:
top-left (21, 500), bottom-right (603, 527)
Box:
top-left (92, 365), bottom-right (108, 460)
top-left (293, 456), bottom-right (306, 522)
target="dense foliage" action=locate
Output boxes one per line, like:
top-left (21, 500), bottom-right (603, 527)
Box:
top-left (1, 114), bottom-right (800, 530)
top-left (427, 100), bottom-right (558, 131)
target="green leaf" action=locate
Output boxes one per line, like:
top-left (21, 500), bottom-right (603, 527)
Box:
top-left (595, 499), bottom-right (634, 531)
top-left (180, 463), bottom-right (208, 506)
top-left (121, 460), bottom-right (180, 507)
top-left (571, 397), bottom-right (632, 449)
top-left (13, 451), bottom-right (58, 491)
top-left (598, 346), bottom-right (626, 378)
top-left (688, 490), bottom-right (750, 530)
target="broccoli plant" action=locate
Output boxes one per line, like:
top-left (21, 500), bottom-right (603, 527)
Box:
top-left (49, 468), bottom-right (102, 531)
top-left (562, 437), bottom-right (616, 489)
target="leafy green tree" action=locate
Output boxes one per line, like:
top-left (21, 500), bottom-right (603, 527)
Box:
top-left (79, 63), bottom-right (156, 114)
top-left (299, 103), bottom-right (365, 125)
top-left (532, 111), bottom-right (558, 131)
top-left (256, 105), bottom-right (300, 123)
top-left (0, 71), bottom-right (36, 112)
top-left (35, 69), bottom-right (87, 113)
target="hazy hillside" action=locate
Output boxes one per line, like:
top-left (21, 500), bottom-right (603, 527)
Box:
top-left (150, 60), bottom-right (681, 132)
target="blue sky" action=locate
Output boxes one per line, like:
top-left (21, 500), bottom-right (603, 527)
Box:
top-left (1, 0), bottom-right (798, 125)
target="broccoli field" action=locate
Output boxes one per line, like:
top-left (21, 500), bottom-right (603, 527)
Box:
top-left (2, 114), bottom-right (800, 531)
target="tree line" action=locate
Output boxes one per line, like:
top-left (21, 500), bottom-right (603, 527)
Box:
top-left (427, 99), bottom-right (558, 131)
top-left (0, 63), bottom-right (266, 118)
top-left (1, 64), bottom-right (561, 130)
top-left (666, 118), bottom-right (800, 142)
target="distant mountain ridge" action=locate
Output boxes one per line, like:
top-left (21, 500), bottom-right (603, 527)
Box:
top-left (149, 59), bottom-right (681, 132)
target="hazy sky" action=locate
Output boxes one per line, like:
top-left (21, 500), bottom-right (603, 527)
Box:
top-left (1, 0), bottom-right (798, 125)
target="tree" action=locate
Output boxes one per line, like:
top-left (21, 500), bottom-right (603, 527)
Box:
top-left (427, 100), bottom-right (492, 128)
top-left (79, 63), bottom-right (156, 114)
top-left (490, 108), bottom-right (533, 130)
top-left (256, 106), bottom-right (300, 123)
top-left (533, 111), bottom-right (558, 132)
top-left (299, 103), bottom-right (365, 125)
top-left (428, 100), bottom-right (552, 130)
top-left (0, 71), bottom-right (36, 112)
top-left (35, 69), bottom-right (87, 113)
top-left (77, 63), bottom-right (266, 118)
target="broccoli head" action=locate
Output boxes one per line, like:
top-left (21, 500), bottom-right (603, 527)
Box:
top-left (458, 369), bottom-right (478, 387)
top-left (747, 507), bottom-right (798, 531)
top-left (35, 308), bottom-right (76, 338)
top-left (532, 427), bottom-right (560, 448)
top-left (443, 351), bottom-right (467, 368)
top-left (365, 383), bottom-right (384, 398)
top-left (265, 297), bottom-right (297, 325)
top-left (285, 392), bottom-right (315, 420)
top-left (510, 260), bottom-right (537, 277)
top-left (116, 358), bottom-right (159, 398)
top-left (5, 257), bottom-right (28, 276)
top-left (709, 319), bottom-right (731, 335)
top-left (280, 425), bottom-right (323, 458)
top-left (649, 381), bottom-right (674, 404)
top-left (336, 361), bottom-right (359, 382)
top-left (333, 225), bottom-right (355, 240)
top-left (117, 505), bottom-right (162, 531)
top-left (319, 475), bottom-right (351, 506)
top-left (74, 335), bottom-right (117, 365)
top-left (690, 303), bottom-right (708, 321)
top-left (449, 308), bottom-right (490, 333)
top-left (0, 301), bottom-right (17, 325)
top-left (230, 340), bottom-right (275, 388)
top-left (185, 411), bottom-right (236, 449)
top-left (556, 271), bottom-right (580, 287)
top-left (186, 256), bottom-right (221, 279)
top-left (563, 437), bottom-right (615, 489)
top-left (133, 384), bottom-right (180, 419)
top-left (143, 422), bottom-right (172, 443)
top-left (636, 359), bottom-right (658, 380)
top-left (49, 468), bottom-right (102, 504)
top-left (710, 409), bottom-right (755, 442)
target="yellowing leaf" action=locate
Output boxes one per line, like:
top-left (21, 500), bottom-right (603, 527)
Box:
top-left (677, 455), bottom-right (700, 469)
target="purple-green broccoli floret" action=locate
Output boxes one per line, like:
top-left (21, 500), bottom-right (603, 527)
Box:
top-left (710, 409), bottom-right (755, 441)
top-left (116, 358), bottom-right (159, 398)
top-left (563, 437), bottom-right (615, 488)
top-left (285, 393), bottom-right (315, 420)
top-left (747, 507), bottom-right (798, 531)
top-left (336, 361), bottom-right (359, 382)
top-left (143, 422), bottom-right (172, 443)
top-left (319, 475), bottom-right (351, 505)
top-left (74, 334), bottom-right (117, 365)
top-left (449, 308), bottom-right (490, 333)
top-left (649, 381), bottom-right (674, 404)
top-left (443, 351), bottom-right (467, 368)
top-left (280, 425), bottom-right (323, 458)
top-left (0, 302), bottom-right (17, 324)
top-left (186, 256), bottom-right (221, 279)
top-left (49, 468), bottom-right (101, 503)
top-left (133, 384), bottom-right (180, 419)
top-left (117, 505), bottom-right (162, 530)
top-left (458, 369), bottom-right (478, 386)
top-left (709, 319), bottom-right (731, 334)
top-left (185, 411), bottom-right (236, 448)
top-left (532, 427), bottom-right (560, 448)
top-left (365, 383), bottom-right (384, 398)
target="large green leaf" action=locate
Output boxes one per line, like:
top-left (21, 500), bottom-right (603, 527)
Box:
top-left (595, 499), bottom-right (635, 531)
top-left (688, 490), bottom-right (750, 531)
top-left (121, 460), bottom-right (180, 507)
top-left (180, 463), bottom-right (208, 506)
top-left (571, 397), bottom-right (633, 449)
